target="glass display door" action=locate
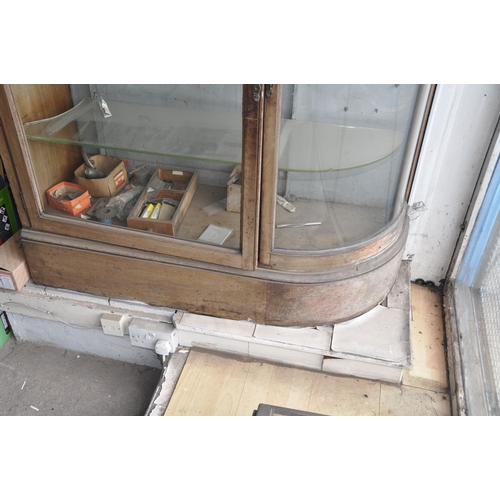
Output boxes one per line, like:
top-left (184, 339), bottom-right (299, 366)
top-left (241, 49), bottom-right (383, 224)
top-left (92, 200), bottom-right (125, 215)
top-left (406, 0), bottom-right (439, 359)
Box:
top-left (260, 84), bottom-right (423, 268)
top-left (15, 84), bottom-right (262, 270)
top-left (6, 84), bottom-right (429, 275)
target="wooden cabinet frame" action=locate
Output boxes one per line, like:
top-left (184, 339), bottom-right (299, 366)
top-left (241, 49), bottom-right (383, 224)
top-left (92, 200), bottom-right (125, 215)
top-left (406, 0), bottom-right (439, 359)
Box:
top-left (0, 83), bottom-right (425, 326)
top-left (0, 84), bottom-right (263, 271)
top-left (259, 84), bottom-right (412, 273)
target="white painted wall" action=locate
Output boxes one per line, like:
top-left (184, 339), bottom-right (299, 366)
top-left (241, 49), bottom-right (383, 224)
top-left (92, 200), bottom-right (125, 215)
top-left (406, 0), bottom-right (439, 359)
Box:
top-left (405, 84), bottom-right (500, 283)
top-left (0, 283), bottom-right (176, 368)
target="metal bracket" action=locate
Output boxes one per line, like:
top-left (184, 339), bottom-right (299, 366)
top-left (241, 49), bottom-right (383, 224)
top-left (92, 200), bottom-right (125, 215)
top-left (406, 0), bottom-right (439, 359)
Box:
top-left (92, 91), bottom-right (112, 118)
top-left (265, 84), bottom-right (274, 98)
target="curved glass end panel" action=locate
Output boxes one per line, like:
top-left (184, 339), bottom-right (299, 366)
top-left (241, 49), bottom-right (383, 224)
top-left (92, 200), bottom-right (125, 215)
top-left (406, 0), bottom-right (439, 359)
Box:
top-left (274, 84), bottom-right (420, 251)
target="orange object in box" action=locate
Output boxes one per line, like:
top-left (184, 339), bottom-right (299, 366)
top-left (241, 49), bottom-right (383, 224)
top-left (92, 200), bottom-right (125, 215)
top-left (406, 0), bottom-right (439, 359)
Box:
top-left (46, 182), bottom-right (91, 216)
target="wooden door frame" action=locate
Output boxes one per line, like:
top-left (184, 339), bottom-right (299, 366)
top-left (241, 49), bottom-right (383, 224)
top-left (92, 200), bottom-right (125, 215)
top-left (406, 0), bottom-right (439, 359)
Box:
top-left (0, 84), bottom-right (264, 271)
top-left (258, 84), bottom-right (433, 273)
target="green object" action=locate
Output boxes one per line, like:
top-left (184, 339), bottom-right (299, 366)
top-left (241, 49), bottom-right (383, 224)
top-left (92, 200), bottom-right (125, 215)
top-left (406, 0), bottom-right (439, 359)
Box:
top-left (0, 176), bottom-right (19, 244)
top-left (0, 311), bottom-right (12, 347)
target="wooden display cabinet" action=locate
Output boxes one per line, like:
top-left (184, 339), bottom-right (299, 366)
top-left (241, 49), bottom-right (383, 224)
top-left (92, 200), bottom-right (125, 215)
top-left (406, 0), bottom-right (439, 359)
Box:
top-left (0, 84), bottom-right (432, 326)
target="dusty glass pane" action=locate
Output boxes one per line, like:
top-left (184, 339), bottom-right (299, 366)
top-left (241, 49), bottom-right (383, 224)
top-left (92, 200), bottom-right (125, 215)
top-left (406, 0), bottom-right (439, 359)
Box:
top-left (25, 98), bottom-right (242, 165)
top-left (27, 85), bottom-right (243, 250)
top-left (275, 84), bottom-right (419, 251)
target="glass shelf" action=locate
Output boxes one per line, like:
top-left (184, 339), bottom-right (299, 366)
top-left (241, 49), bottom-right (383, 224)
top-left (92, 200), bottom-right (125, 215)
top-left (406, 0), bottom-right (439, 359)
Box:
top-left (278, 119), bottom-right (405, 172)
top-left (24, 98), bottom-right (243, 165)
top-left (24, 97), bottom-right (405, 172)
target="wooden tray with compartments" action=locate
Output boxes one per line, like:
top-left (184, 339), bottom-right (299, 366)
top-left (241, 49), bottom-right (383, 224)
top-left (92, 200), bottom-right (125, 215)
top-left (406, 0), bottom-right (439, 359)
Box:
top-left (127, 168), bottom-right (198, 236)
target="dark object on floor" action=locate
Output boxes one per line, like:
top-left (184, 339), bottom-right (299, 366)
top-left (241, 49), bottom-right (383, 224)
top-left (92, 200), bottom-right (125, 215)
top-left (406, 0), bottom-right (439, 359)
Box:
top-left (252, 403), bottom-right (324, 416)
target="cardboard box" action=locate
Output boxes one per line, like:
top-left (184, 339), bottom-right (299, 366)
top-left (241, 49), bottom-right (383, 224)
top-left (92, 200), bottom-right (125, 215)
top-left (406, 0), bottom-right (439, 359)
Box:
top-left (46, 182), bottom-right (91, 216)
top-left (0, 311), bottom-right (12, 347)
top-left (127, 168), bottom-right (198, 236)
top-left (0, 232), bottom-right (30, 291)
top-left (74, 155), bottom-right (128, 198)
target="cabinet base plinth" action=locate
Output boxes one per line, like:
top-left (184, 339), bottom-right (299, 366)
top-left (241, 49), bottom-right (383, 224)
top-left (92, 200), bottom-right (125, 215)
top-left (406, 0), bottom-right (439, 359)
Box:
top-left (21, 220), bottom-right (407, 327)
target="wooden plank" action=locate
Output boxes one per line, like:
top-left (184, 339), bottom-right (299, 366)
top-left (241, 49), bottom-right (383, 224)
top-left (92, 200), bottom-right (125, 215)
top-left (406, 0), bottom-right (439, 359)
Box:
top-left (21, 239), bottom-right (268, 324)
top-left (403, 284), bottom-right (449, 392)
top-left (234, 358), bottom-right (316, 416)
top-left (164, 349), bottom-right (382, 416)
top-left (164, 349), bottom-right (250, 416)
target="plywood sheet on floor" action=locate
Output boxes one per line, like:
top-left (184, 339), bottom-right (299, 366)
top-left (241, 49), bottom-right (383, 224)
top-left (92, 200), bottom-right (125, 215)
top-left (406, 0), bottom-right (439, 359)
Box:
top-left (163, 349), bottom-right (249, 416)
top-left (403, 284), bottom-right (449, 392)
top-left (165, 349), bottom-right (380, 416)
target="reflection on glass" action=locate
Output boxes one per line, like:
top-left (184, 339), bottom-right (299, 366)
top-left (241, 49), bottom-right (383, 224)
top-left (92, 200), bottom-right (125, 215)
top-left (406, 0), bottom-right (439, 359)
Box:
top-left (275, 84), bottom-right (419, 251)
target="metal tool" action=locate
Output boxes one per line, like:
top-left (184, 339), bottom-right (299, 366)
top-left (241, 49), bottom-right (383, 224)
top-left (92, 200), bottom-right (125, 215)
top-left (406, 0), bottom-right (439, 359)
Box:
top-left (275, 222), bottom-right (322, 228)
top-left (81, 147), bottom-right (94, 168)
top-left (81, 147), bottom-right (106, 178)
top-left (84, 167), bottom-right (107, 179)
top-left (94, 205), bottom-right (118, 224)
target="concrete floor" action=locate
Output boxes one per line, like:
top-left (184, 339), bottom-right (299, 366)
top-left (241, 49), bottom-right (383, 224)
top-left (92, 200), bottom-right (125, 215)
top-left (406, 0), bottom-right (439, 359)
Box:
top-left (0, 336), bottom-right (161, 416)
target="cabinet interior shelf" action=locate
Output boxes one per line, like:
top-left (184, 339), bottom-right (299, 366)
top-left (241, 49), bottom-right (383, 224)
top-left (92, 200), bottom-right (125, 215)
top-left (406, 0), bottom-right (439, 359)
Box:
top-left (24, 98), bottom-right (243, 166)
top-left (24, 97), bottom-right (405, 172)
